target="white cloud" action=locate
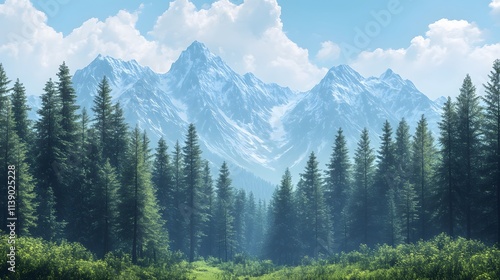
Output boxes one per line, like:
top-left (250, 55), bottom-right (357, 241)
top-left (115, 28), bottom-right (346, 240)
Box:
top-left (0, 0), bottom-right (174, 96)
top-left (490, 0), bottom-right (500, 13)
top-left (149, 0), bottom-right (326, 91)
top-left (0, 0), bottom-right (326, 96)
top-left (1, 0), bottom-right (499, 102)
top-left (316, 41), bottom-right (341, 63)
top-left (350, 19), bottom-right (500, 99)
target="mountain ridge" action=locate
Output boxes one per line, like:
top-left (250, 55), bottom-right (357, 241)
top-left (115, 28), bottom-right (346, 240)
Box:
top-left (35, 41), bottom-right (443, 198)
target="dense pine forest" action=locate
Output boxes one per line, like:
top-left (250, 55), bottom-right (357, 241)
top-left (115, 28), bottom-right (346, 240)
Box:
top-left (1, 59), bottom-right (500, 279)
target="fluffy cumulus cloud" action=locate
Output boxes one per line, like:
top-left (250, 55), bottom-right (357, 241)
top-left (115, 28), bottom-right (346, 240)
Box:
top-left (0, 0), bottom-right (326, 96)
top-left (490, 0), bottom-right (500, 13)
top-left (1, 0), bottom-right (499, 100)
top-left (350, 19), bottom-right (500, 99)
top-left (0, 0), bottom-right (172, 95)
top-left (149, 0), bottom-right (326, 91)
top-left (315, 41), bottom-right (341, 64)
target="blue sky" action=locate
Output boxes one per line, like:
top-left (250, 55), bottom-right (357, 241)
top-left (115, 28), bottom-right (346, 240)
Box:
top-left (1, 0), bottom-right (499, 99)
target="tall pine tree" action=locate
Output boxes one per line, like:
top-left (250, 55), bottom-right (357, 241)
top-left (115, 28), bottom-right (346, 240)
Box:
top-left (374, 120), bottom-right (398, 245)
top-left (215, 161), bottom-right (235, 261)
top-left (34, 79), bottom-right (65, 240)
top-left (266, 169), bottom-right (298, 264)
top-left (200, 160), bottom-right (215, 257)
top-left (0, 63), bottom-right (10, 229)
top-left (349, 128), bottom-right (375, 247)
top-left (325, 128), bottom-right (351, 251)
top-left (182, 124), bottom-right (206, 262)
top-left (395, 119), bottom-right (418, 243)
top-left (411, 115), bottom-right (436, 240)
top-left (55, 62), bottom-right (80, 219)
top-left (233, 189), bottom-right (246, 255)
top-left (456, 75), bottom-right (483, 239)
top-left (436, 97), bottom-right (459, 237)
top-left (153, 137), bottom-right (173, 232)
top-left (296, 152), bottom-right (330, 257)
top-left (483, 59), bottom-right (500, 244)
top-left (3, 102), bottom-right (38, 236)
top-left (118, 126), bottom-right (166, 264)
top-left (170, 140), bottom-right (185, 252)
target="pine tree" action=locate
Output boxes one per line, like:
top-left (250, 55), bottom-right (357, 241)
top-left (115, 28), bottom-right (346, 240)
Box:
top-left (118, 126), bottom-right (166, 264)
top-left (153, 138), bottom-right (173, 231)
top-left (254, 199), bottom-right (266, 257)
top-left (10, 78), bottom-right (32, 144)
top-left (436, 97), bottom-right (459, 237)
top-left (0, 63), bottom-right (10, 114)
top-left (0, 63), bottom-right (10, 228)
top-left (92, 75), bottom-right (114, 161)
top-left (374, 120), bottom-right (398, 245)
top-left (109, 102), bottom-right (128, 174)
top-left (325, 128), bottom-right (351, 251)
top-left (94, 159), bottom-right (120, 258)
top-left (266, 169), bottom-right (298, 264)
top-left (3, 103), bottom-right (38, 236)
top-left (53, 62), bottom-right (80, 221)
top-left (399, 181), bottom-right (418, 243)
top-left (182, 124), bottom-right (206, 262)
top-left (411, 115), bottom-right (436, 240)
top-left (395, 119), bottom-right (412, 182)
top-left (57, 62), bottom-right (80, 146)
top-left (200, 160), bottom-right (215, 257)
top-left (34, 79), bottom-right (66, 239)
top-left (456, 75), bottom-right (483, 239)
top-left (233, 189), bottom-right (246, 255)
top-left (37, 186), bottom-right (62, 241)
top-left (215, 161), bottom-right (235, 261)
top-left (483, 59), bottom-right (500, 244)
top-left (296, 152), bottom-right (330, 257)
top-left (170, 140), bottom-right (185, 252)
top-left (66, 108), bottom-right (94, 245)
top-left (244, 192), bottom-right (257, 256)
top-left (395, 119), bottom-right (418, 243)
top-left (349, 128), bottom-right (375, 247)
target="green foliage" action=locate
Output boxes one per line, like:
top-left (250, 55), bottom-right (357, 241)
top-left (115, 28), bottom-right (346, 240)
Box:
top-left (252, 234), bottom-right (500, 280)
top-left (0, 235), bottom-right (190, 279)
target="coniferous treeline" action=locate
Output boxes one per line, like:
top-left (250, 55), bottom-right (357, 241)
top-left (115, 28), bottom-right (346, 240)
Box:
top-left (0, 59), bottom-right (499, 267)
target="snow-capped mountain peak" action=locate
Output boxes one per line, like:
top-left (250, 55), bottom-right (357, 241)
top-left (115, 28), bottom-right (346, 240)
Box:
top-left (64, 41), bottom-right (442, 197)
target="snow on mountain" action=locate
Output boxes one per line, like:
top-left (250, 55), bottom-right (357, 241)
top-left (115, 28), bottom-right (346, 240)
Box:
top-left (35, 41), bottom-right (443, 198)
top-left (279, 65), bottom-right (441, 177)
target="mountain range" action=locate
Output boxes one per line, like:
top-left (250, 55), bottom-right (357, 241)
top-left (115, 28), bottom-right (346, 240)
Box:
top-left (30, 41), bottom-right (443, 200)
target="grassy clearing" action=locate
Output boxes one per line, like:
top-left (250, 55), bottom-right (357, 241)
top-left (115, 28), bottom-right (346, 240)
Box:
top-left (191, 234), bottom-right (500, 280)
